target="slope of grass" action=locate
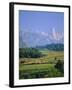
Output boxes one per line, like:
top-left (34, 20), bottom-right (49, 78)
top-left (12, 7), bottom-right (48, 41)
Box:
top-left (19, 49), bottom-right (64, 65)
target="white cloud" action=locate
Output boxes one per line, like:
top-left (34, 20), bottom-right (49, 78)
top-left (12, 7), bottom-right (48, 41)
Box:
top-left (41, 32), bottom-right (48, 36)
top-left (51, 27), bottom-right (63, 41)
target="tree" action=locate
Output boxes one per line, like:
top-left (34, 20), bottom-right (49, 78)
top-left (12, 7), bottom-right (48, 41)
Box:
top-left (19, 48), bottom-right (43, 58)
top-left (55, 60), bottom-right (64, 73)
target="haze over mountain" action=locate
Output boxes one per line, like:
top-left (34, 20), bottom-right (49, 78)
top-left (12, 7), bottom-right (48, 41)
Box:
top-left (19, 28), bottom-right (64, 48)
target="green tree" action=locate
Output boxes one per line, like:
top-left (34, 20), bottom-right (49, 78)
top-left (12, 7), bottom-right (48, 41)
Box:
top-left (19, 48), bottom-right (43, 58)
top-left (55, 60), bottom-right (64, 73)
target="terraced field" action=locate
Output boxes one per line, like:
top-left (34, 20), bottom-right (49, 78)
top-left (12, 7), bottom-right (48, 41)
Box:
top-left (19, 49), bottom-right (64, 79)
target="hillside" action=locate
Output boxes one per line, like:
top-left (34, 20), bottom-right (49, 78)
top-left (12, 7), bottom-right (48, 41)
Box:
top-left (36, 43), bottom-right (64, 51)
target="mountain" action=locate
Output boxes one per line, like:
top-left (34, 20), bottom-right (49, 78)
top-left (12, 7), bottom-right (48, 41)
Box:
top-left (19, 29), bottom-right (64, 48)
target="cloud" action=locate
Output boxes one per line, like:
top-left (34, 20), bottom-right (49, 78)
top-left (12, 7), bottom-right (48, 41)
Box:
top-left (51, 27), bottom-right (64, 41)
top-left (40, 32), bottom-right (48, 36)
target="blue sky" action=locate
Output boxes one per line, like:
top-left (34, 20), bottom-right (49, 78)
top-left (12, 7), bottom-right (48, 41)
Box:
top-left (19, 10), bottom-right (64, 33)
top-left (19, 10), bottom-right (64, 47)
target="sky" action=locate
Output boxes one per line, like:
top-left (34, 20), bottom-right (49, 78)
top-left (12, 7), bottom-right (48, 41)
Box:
top-left (19, 10), bottom-right (64, 47)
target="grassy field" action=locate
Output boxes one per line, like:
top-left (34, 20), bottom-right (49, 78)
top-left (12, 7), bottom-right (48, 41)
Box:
top-left (19, 49), bottom-right (64, 79)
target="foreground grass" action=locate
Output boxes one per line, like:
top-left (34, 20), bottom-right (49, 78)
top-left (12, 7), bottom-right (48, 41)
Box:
top-left (20, 64), bottom-right (54, 71)
top-left (19, 64), bottom-right (63, 79)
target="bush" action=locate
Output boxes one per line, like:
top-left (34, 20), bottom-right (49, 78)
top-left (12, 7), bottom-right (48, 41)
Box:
top-left (55, 60), bottom-right (64, 73)
top-left (19, 48), bottom-right (43, 58)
